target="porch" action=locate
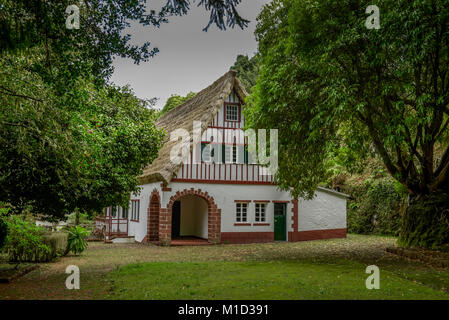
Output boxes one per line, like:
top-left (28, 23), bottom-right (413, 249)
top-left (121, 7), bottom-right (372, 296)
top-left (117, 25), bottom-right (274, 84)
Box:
top-left (95, 216), bottom-right (128, 239)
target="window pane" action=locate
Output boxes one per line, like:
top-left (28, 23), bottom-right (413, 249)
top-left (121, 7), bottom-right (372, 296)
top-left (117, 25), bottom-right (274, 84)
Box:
top-left (201, 143), bottom-right (211, 163)
top-left (226, 105), bottom-right (238, 121)
top-left (131, 202), bottom-right (135, 220)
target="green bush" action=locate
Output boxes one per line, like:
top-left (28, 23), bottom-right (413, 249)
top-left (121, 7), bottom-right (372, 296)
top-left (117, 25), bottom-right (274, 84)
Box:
top-left (0, 206), bottom-right (8, 251)
top-left (42, 232), bottom-right (69, 257)
top-left (66, 226), bottom-right (90, 255)
top-left (5, 216), bottom-right (54, 262)
top-left (347, 178), bottom-right (404, 236)
top-left (0, 217), bottom-right (7, 251)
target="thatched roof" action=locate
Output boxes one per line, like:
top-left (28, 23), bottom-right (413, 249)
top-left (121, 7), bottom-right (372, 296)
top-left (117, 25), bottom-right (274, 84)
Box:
top-left (139, 70), bottom-right (248, 185)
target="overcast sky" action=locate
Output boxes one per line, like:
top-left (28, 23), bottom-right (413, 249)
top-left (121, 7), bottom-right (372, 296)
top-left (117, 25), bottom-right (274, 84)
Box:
top-left (110, 0), bottom-right (269, 109)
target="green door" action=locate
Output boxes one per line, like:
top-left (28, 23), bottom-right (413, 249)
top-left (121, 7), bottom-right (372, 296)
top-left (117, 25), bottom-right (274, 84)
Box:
top-left (274, 203), bottom-right (286, 241)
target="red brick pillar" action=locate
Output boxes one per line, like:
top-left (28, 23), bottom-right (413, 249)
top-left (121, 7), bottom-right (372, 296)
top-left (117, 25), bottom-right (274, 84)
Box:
top-left (208, 205), bottom-right (221, 244)
top-left (158, 208), bottom-right (171, 246)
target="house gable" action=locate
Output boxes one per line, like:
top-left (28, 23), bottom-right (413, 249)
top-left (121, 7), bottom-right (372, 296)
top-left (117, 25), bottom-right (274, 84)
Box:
top-left (139, 70), bottom-right (248, 185)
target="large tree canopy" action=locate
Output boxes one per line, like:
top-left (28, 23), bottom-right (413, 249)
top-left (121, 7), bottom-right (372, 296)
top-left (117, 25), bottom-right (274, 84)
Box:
top-left (246, 0), bottom-right (449, 247)
top-left (0, 0), bottom-right (248, 218)
top-left (0, 48), bottom-right (164, 218)
top-left (0, 0), bottom-right (249, 84)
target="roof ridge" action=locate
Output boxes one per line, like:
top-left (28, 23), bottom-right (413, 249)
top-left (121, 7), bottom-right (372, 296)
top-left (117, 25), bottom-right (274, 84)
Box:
top-left (156, 70), bottom-right (237, 125)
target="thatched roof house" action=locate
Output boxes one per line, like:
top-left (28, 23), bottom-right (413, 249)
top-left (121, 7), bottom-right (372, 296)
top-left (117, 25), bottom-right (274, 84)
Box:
top-left (139, 70), bottom-right (248, 185)
top-left (99, 70), bottom-right (348, 246)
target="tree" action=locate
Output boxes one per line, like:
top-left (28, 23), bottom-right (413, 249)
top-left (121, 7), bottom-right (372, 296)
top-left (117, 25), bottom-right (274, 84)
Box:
top-left (245, 0), bottom-right (449, 248)
top-left (0, 0), bottom-right (249, 84)
top-left (159, 92), bottom-right (196, 117)
top-left (1, 0), bottom-right (248, 219)
top-left (0, 49), bottom-right (164, 218)
top-left (230, 54), bottom-right (259, 93)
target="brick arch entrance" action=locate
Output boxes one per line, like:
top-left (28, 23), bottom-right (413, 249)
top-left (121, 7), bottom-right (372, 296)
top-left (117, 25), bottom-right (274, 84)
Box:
top-left (147, 189), bottom-right (160, 242)
top-left (159, 189), bottom-right (221, 245)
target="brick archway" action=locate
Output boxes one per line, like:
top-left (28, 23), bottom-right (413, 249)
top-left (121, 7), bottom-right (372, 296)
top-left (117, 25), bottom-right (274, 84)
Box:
top-left (147, 189), bottom-right (160, 242)
top-left (159, 188), bottom-right (221, 245)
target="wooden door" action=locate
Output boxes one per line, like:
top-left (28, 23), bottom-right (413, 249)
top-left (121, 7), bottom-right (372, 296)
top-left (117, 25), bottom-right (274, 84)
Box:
top-left (274, 203), bottom-right (286, 241)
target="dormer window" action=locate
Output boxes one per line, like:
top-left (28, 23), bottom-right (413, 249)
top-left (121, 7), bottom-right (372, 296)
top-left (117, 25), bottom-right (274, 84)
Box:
top-left (225, 105), bottom-right (239, 121)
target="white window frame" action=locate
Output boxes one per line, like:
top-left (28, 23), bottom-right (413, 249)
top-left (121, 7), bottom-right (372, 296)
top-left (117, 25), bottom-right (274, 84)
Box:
top-left (255, 203), bottom-right (266, 222)
top-left (225, 145), bottom-right (238, 164)
top-left (225, 104), bottom-right (239, 122)
top-left (131, 200), bottom-right (140, 221)
top-left (121, 206), bottom-right (129, 219)
top-left (236, 202), bottom-right (248, 222)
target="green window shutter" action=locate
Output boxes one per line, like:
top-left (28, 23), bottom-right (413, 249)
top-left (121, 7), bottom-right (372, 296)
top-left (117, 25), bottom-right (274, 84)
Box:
top-left (222, 143), bottom-right (225, 164)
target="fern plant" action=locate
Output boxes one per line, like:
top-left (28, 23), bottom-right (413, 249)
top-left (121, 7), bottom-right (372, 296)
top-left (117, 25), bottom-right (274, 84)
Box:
top-left (66, 226), bottom-right (90, 255)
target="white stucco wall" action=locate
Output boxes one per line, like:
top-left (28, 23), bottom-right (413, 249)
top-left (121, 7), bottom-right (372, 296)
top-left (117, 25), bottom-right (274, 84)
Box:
top-left (162, 182), bottom-right (294, 234)
top-left (128, 181), bottom-right (161, 242)
top-left (131, 182), bottom-right (347, 242)
top-left (297, 189), bottom-right (347, 231)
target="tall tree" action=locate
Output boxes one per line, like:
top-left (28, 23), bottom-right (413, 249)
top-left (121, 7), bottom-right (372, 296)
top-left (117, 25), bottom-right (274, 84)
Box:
top-left (230, 54), bottom-right (259, 93)
top-left (0, 0), bottom-right (248, 218)
top-left (246, 0), bottom-right (449, 248)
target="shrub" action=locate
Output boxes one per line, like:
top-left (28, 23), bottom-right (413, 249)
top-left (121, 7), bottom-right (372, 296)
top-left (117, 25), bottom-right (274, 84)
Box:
top-left (5, 216), bottom-right (54, 262)
top-left (42, 232), bottom-right (69, 257)
top-left (66, 226), bottom-right (90, 255)
top-left (0, 218), bottom-right (7, 251)
top-left (0, 206), bottom-right (8, 251)
top-left (347, 178), bottom-right (404, 236)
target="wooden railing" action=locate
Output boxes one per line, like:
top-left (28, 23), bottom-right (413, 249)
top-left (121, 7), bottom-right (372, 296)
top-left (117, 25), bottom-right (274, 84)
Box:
top-left (95, 216), bottom-right (128, 238)
top-left (173, 163), bottom-right (274, 184)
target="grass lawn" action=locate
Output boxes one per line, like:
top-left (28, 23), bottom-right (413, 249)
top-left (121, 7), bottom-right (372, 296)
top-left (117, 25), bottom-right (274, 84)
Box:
top-left (107, 260), bottom-right (449, 300)
top-left (1, 234), bottom-right (448, 299)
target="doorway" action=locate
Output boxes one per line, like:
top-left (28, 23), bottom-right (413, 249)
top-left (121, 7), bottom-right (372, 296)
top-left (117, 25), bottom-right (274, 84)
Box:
top-left (274, 203), bottom-right (287, 241)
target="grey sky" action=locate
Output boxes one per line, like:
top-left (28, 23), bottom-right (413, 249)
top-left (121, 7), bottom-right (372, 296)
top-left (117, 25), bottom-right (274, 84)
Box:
top-left (110, 0), bottom-right (269, 109)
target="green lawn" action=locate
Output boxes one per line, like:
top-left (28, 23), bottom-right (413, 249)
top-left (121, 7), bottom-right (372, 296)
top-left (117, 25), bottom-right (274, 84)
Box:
top-left (1, 234), bottom-right (449, 299)
top-left (107, 260), bottom-right (449, 300)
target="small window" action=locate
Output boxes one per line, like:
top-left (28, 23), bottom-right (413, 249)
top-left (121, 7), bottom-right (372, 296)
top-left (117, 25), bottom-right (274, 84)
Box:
top-left (236, 202), bottom-right (248, 222)
top-left (255, 203), bottom-right (266, 222)
top-left (225, 145), bottom-right (238, 164)
top-left (226, 105), bottom-right (239, 121)
top-left (111, 206), bottom-right (117, 218)
top-left (201, 143), bottom-right (214, 163)
top-left (122, 207), bottom-right (128, 219)
top-left (131, 200), bottom-right (140, 221)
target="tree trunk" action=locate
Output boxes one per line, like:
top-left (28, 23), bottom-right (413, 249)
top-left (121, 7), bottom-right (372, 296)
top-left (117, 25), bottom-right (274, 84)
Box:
top-left (74, 209), bottom-right (80, 226)
top-left (399, 189), bottom-right (449, 248)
